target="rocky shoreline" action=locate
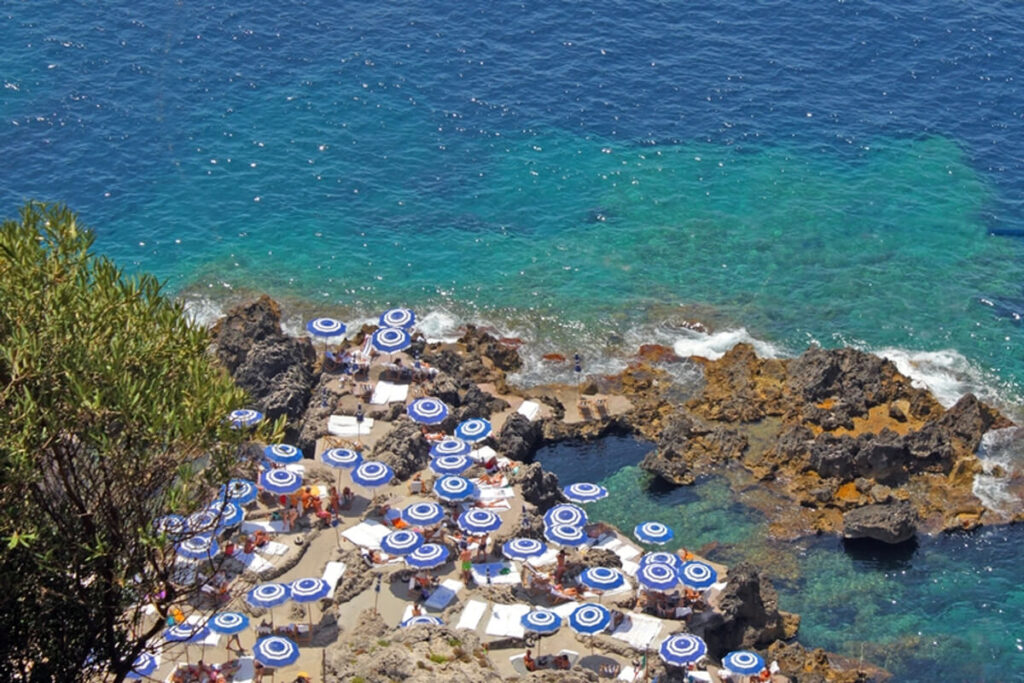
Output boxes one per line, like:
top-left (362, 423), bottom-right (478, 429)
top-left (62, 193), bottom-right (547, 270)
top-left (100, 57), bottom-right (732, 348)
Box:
top-left (209, 296), bottom-right (1019, 681)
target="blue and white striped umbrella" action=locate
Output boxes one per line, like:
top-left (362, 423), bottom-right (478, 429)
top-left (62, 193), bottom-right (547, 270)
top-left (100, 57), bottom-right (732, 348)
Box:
top-left (322, 448), bottom-right (362, 470)
top-left (401, 615), bottom-right (443, 628)
top-left (229, 408), bottom-right (263, 429)
top-left (186, 510), bottom-right (219, 534)
top-left (679, 561), bottom-right (718, 590)
top-left (634, 521), bottom-right (674, 545)
top-left (405, 543), bottom-right (449, 569)
top-left (402, 502), bottom-right (445, 526)
top-left (351, 461), bottom-right (394, 489)
top-left (370, 326), bottom-right (411, 354)
top-left (579, 566), bottom-right (626, 592)
top-left (264, 443), bottom-right (303, 465)
top-left (639, 551), bottom-right (683, 571)
top-left (636, 562), bottom-right (679, 592)
top-left (544, 504), bottom-right (588, 528)
top-left (177, 534), bottom-right (218, 560)
top-left (259, 468), bottom-right (303, 495)
top-left (457, 509), bottom-right (502, 534)
top-left (434, 475), bottom-right (477, 502)
top-left (562, 482), bottom-right (609, 504)
top-left (658, 633), bottom-right (707, 667)
top-left (723, 650), bottom-right (765, 676)
top-left (253, 636), bottom-right (299, 667)
top-left (206, 500), bottom-right (245, 528)
top-left (306, 317), bottom-right (346, 337)
top-left (521, 609), bottom-right (562, 634)
top-left (290, 577), bottom-right (330, 602)
top-left (429, 454), bottom-right (472, 476)
top-left (379, 307), bottom-right (416, 329)
top-left (246, 582), bottom-right (291, 609)
top-left (502, 537), bottom-right (548, 561)
top-left (407, 397), bottom-right (449, 425)
top-left (381, 529), bottom-right (425, 556)
top-left (209, 612), bottom-right (250, 635)
top-left (544, 524), bottom-right (588, 547)
top-left (126, 652), bottom-right (157, 679)
top-left (454, 418), bottom-right (492, 443)
top-left (430, 437), bottom-right (471, 457)
top-left (568, 603), bottom-right (611, 635)
top-left (154, 514), bottom-right (187, 539)
top-left (219, 478), bottom-right (258, 505)
top-left (163, 623), bottom-right (210, 643)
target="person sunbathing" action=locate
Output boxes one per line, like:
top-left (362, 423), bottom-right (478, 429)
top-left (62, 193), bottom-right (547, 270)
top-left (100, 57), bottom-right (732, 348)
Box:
top-left (252, 530), bottom-right (272, 547)
top-left (676, 547), bottom-right (695, 562)
top-left (523, 649), bottom-right (538, 672)
top-left (585, 521), bottom-right (614, 538)
top-left (341, 487), bottom-right (354, 509)
top-left (476, 471), bottom-right (504, 486)
top-left (548, 583), bottom-right (579, 601)
top-left (552, 654), bottom-right (571, 670)
top-left (421, 426), bottom-right (445, 441)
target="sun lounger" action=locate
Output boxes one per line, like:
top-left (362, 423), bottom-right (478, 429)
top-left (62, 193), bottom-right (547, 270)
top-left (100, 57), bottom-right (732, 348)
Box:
top-left (342, 520), bottom-right (391, 549)
top-left (484, 603), bottom-right (531, 638)
top-left (510, 654), bottom-right (530, 675)
top-left (456, 599), bottom-right (489, 631)
top-left (370, 380), bottom-right (409, 405)
top-left (469, 445), bottom-right (497, 463)
top-left (517, 400), bottom-right (541, 421)
top-left (235, 551), bottom-right (275, 575)
top-left (424, 578), bottom-right (464, 611)
top-left (595, 535), bottom-right (623, 551)
top-left (621, 559), bottom-right (640, 577)
top-left (471, 561), bottom-right (520, 586)
top-left (558, 650), bottom-right (581, 668)
top-left (260, 540), bottom-right (289, 556)
top-left (611, 613), bottom-right (662, 650)
top-left (584, 581), bottom-right (632, 600)
top-left (476, 483), bottom-right (513, 499)
top-left (527, 547), bottom-right (559, 568)
top-left (322, 561), bottom-right (346, 595)
top-left (327, 414), bottom-right (375, 437)
top-left (689, 672), bottom-right (712, 682)
top-left (241, 520), bottom-right (287, 535)
top-left (614, 544), bottom-right (642, 561)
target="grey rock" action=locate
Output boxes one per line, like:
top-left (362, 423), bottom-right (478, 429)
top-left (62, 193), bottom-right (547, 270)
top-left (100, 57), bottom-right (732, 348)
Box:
top-left (843, 501), bottom-right (917, 544)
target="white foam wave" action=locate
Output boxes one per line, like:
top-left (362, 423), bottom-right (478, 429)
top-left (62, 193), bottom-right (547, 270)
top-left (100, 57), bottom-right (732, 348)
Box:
top-left (672, 327), bottom-right (784, 361)
top-left (417, 309), bottom-right (462, 344)
top-left (182, 295), bottom-right (228, 329)
top-left (973, 427), bottom-right (1024, 511)
top-left (872, 347), bottom-right (988, 409)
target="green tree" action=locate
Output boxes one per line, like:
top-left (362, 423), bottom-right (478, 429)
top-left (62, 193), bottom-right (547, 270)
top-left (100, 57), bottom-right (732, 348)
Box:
top-left (0, 203), bottom-right (277, 681)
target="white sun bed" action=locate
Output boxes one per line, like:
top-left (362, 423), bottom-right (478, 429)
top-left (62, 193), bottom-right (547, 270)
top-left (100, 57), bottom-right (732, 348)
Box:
top-left (370, 380), bottom-right (409, 405)
top-left (551, 601), bottom-right (581, 619)
top-left (260, 540), bottom-right (289, 556)
top-left (424, 578), bottom-right (464, 611)
top-left (241, 520), bottom-right (288, 535)
top-left (456, 599), bottom-right (489, 631)
top-left (621, 559), bottom-right (640, 577)
top-left (322, 561), bottom-right (346, 595)
top-left (484, 603), bottom-right (531, 638)
top-left (327, 414), bottom-right (375, 437)
top-left (517, 400), bottom-right (541, 421)
top-left (341, 519), bottom-right (390, 549)
top-left (469, 445), bottom-right (497, 463)
top-left (611, 613), bottom-right (662, 650)
top-left (230, 656), bottom-right (255, 683)
top-left (614, 544), bottom-right (642, 561)
top-left (527, 547), bottom-right (559, 568)
top-left (234, 551), bottom-right (274, 575)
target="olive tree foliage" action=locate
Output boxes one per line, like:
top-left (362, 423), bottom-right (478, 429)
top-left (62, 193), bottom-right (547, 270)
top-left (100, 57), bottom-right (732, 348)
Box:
top-left (0, 203), bottom-right (277, 681)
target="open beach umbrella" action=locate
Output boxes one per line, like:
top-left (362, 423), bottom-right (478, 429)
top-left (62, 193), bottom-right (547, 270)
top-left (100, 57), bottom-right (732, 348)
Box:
top-left (562, 482), bottom-right (609, 504)
top-left (381, 529), bottom-right (425, 556)
top-left (407, 397), bottom-right (449, 425)
top-left (405, 543), bottom-right (449, 569)
top-left (454, 418), bottom-right (492, 443)
top-left (429, 454), bottom-right (472, 476)
top-left (639, 551), bottom-right (683, 572)
top-left (544, 523), bottom-right (588, 547)
top-left (370, 326), bottom-right (411, 354)
top-left (636, 562), bottom-right (679, 593)
top-left (658, 633), bottom-right (707, 668)
top-left (209, 612), bottom-right (250, 636)
top-left (679, 561), bottom-right (718, 590)
top-left (228, 408), bottom-right (263, 429)
top-left (264, 443), bottom-right (302, 465)
top-left (402, 501), bottom-right (445, 526)
top-left (306, 317), bottom-right (346, 338)
top-left (544, 503), bottom-right (588, 528)
top-left (155, 514), bottom-right (187, 540)
top-left (502, 537), bottom-right (548, 561)
top-left (401, 615), bottom-right (443, 627)
top-left (434, 475), bottom-right (477, 502)
top-left (126, 652), bottom-right (158, 679)
top-left (206, 500), bottom-right (245, 529)
top-left (219, 478), bottom-right (259, 505)
top-left (177, 534), bottom-right (218, 561)
top-left (351, 461), bottom-right (394, 489)
top-left (164, 622), bottom-right (210, 644)
top-left (430, 437), bottom-right (471, 457)
top-left (568, 602), bottom-right (612, 656)
top-left (579, 566), bottom-right (626, 594)
top-left (290, 577), bottom-right (330, 628)
top-left (522, 609), bottom-right (562, 657)
top-left (259, 468), bottom-right (303, 496)
top-left (379, 307), bottom-right (416, 329)
top-left (634, 521), bottom-right (674, 545)
top-left (247, 582), bottom-right (291, 625)
top-left (253, 636), bottom-right (300, 668)
top-left (723, 650), bottom-right (766, 676)
top-left (457, 509), bottom-right (502, 534)
top-left (322, 447), bottom-right (362, 470)
top-left (186, 510), bottom-right (219, 535)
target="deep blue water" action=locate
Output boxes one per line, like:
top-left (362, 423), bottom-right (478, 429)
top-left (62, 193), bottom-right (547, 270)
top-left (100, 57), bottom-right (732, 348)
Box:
top-left (3, 1), bottom-right (1024, 678)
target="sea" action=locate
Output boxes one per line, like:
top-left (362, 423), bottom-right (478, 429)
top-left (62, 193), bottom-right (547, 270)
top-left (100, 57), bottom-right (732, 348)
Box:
top-left (2, 1), bottom-right (1022, 678)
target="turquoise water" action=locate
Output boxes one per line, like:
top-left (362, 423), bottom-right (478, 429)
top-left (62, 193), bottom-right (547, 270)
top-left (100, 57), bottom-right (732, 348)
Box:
top-left (4, 1), bottom-right (1024, 677)
top-left (536, 437), bottom-right (1024, 680)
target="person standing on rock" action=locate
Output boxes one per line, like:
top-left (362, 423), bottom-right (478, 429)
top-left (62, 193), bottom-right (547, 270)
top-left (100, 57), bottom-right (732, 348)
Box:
top-left (459, 543), bottom-right (473, 584)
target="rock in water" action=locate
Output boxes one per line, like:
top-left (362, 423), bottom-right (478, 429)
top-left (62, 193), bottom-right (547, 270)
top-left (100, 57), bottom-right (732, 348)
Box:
top-left (842, 501), bottom-right (917, 544)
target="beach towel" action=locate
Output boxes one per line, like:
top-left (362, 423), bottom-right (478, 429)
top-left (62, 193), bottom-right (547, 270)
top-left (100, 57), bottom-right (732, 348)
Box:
top-left (510, 654), bottom-right (529, 676)
top-left (231, 656), bottom-right (255, 683)
top-left (469, 445), bottom-right (497, 463)
top-left (456, 599), bottom-right (489, 631)
top-left (342, 520), bottom-right (390, 549)
top-left (484, 603), bottom-right (531, 638)
top-left (477, 485), bottom-right (515, 500)
top-left (517, 400), bottom-right (541, 421)
top-left (241, 520), bottom-right (288, 535)
top-left (322, 561), bottom-right (346, 594)
top-left (234, 551), bottom-right (275, 575)
top-left (260, 540), bottom-right (289, 556)
top-left (551, 601), bottom-right (581, 619)
top-left (424, 578), bottom-right (464, 611)
top-left (471, 561), bottom-right (520, 586)
top-left (370, 380), bottom-right (409, 405)
top-left (327, 414), bottom-right (375, 437)
top-left (611, 613), bottom-right (662, 650)
top-left (527, 547), bottom-right (559, 568)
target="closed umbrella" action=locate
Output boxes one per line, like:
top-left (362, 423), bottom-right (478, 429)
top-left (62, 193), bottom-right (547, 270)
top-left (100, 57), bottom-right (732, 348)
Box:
top-left (264, 444), bottom-right (302, 465)
top-left (457, 509), bottom-right (502, 535)
top-left (679, 561), bottom-right (718, 590)
top-left (381, 529), bottom-right (425, 556)
top-left (253, 636), bottom-right (300, 668)
top-left (429, 454), bottom-right (472, 476)
top-left (562, 482), bottom-right (609, 504)
top-left (370, 327), bottom-right (411, 354)
top-left (379, 308), bottom-right (416, 329)
top-left (430, 437), bottom-right (470, 457)
top-left (407, 397), bottom-right (449, 425)
top-left (433, 475), bottom-right (477, 502)
top-left (544, 504), bottom-right (588, 528)
top-left (634, 521), bottom-right (674, 545)
top-left (259, 469), bottom-right (303, 496)
top-left (658, 633), bottom-right (707, 668)
top-left (502, 537), bottom-right (548, 562)
top-left (544, 524), bottom-right (588, 547)
top-left (402, 502), bottom-right (445, 526)
top-left (636, 562), bottom-right (679, 593)
top-left (454, 418), bottom-right (491, 443)
top-left (405, 543), bottom-right (449, 570)
top-left (228, 408), bottom-right (263, 429)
